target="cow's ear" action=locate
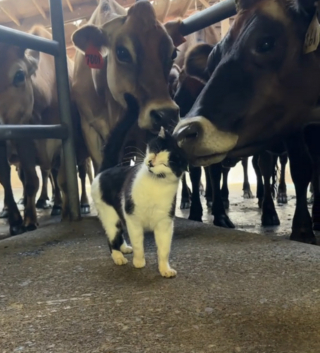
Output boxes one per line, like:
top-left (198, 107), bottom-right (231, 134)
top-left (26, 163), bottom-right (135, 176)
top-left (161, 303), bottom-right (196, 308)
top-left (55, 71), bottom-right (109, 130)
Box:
top-left (164, 20), bottom-right (186, 47)
top-left (185, 43), bottom-right (212, 83)
top-left (72, 17), bottom-right (125, 56)
top-left (72, 24), bottom-right (107, 55)
top-left (25, 49), bottom-right (39, 76)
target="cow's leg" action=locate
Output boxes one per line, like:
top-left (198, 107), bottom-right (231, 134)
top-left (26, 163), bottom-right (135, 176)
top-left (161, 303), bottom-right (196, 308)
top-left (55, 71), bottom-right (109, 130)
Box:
top-left (308, 182), bottom-right (314, 205)
top-left (277, 153), bottom-right (288, 204)
top-left (204, 167), bottom-right (213, 207)
top-left (180, 174), bottom-right (191, 209)
top-left (80, 117), bottom-right (105, 175)
top-left (86, 158), bottom-right (94, 184)
top-left (252, 154), bottom-right (264, 208)
top-left (209, 163), bottom-right (235, 228)
top-left (286, 132), bottom-right (315, 244)
top-left (51, 168), bottom-right (62, 216)
top-left (220, 166), bottom-right (230, 210)
top-left (270, 156), bottom-right (278, 199)
top-left (49, 171), bottom-right (55, 202)
top-left (35, 168), bottom-right (51, 209)
top-left (188, 166), bottom-right (203, 222)
top-left (259, 151), bottom-right (280, 226)
top-left (16, 167), bottom-right (26, 206)
top-left (16, 142), bottom-right (39, 231)
top-left (242, 157), bottom-right (253, 199)
top-left (0, 196), bottom-right (8, 218)
top-left (303, 125), bottom-right (320, 233)
top-left (0, 142), bottom-right (24, 235)
top-left (78, 162), bottom-right (90, 214)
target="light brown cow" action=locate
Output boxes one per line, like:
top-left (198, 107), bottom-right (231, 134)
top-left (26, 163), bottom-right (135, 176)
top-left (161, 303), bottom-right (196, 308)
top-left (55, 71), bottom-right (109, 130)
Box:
top-left (71, 0), bottom-right (185, 174)
top-left (0, 25), bottom-right (90, 233)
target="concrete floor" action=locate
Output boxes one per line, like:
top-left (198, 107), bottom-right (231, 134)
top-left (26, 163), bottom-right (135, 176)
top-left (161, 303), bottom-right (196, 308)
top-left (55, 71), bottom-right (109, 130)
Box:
top-left (1, 164), bottom-right (320, 352)
top-left (1, 217), bottom-right (320, 352)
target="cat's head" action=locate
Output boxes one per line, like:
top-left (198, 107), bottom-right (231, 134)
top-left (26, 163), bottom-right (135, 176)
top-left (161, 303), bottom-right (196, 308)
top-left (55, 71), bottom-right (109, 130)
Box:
top-left (144, 127), bottom-right (189, 181)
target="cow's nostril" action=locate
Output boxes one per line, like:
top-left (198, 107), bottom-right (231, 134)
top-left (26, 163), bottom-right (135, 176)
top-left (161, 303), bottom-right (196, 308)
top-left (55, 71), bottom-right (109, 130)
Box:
top-left (185, 132), bottom-right (198, 140)
top-left (150, 110), bottom-right (163, 124)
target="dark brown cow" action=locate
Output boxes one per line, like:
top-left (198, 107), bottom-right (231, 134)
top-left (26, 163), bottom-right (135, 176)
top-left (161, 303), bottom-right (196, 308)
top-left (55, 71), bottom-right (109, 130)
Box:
top-left (173, 0), bottom-right (320, 243)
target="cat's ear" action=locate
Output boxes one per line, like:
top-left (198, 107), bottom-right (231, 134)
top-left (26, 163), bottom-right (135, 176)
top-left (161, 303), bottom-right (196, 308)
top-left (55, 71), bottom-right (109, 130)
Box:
top-left (158, 127), bottom-right (166, 139)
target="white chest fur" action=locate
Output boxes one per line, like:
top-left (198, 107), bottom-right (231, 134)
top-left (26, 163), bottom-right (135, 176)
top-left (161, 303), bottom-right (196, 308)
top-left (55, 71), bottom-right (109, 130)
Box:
top-left (125, 168), bottom-right (178, 230)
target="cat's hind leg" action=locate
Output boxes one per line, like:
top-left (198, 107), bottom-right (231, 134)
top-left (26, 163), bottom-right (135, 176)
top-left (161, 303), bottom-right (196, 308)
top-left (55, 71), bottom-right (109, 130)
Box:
top-left (95, 202), bottom-right (132, 265)
top-left (154, 220), bottom-right (176, 278)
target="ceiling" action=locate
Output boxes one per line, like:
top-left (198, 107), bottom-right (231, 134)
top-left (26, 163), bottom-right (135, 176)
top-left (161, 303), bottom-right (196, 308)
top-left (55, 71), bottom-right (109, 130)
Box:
top-left (0, 0), bottom-right (233, 59)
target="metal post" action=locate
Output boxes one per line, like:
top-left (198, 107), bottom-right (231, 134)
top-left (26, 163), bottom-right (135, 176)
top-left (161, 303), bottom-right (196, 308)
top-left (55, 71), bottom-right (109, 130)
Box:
top-left (180, 0), bottom-right (236, 36)
top-left (0, 25), bottom-right (59, 56)
top-left (49, 0), bottom-right (81, 221)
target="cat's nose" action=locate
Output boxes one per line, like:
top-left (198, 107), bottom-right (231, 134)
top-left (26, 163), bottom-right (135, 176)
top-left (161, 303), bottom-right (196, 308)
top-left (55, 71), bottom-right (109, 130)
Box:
top-left (148, 160), bottom-right (153, 168)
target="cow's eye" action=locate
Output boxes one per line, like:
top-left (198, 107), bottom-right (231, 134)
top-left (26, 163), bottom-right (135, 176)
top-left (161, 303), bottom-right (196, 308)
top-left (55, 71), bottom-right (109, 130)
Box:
top-left (116, 46), bottom-right (132, 63)
top-left (255, 36), bottom-right (275, 53)
top-left (171, 48), bottom-right (178, 60)
top-left (13, 70), bottom-right (25, 86)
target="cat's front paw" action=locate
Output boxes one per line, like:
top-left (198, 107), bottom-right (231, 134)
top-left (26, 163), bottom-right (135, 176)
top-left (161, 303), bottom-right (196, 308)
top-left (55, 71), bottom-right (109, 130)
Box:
top-left (133, 257), bottom-right (146, 269)
top-left (159, 265), bottom-right (177, 278)
top-left (111, 250), bottom-right (128, 265)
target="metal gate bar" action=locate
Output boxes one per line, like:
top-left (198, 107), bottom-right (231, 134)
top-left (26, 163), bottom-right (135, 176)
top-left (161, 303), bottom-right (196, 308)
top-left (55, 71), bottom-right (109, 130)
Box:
top-left (0, 0), bottom-right (80, 221)
top-left (180, 0), bottom-right (236, 36)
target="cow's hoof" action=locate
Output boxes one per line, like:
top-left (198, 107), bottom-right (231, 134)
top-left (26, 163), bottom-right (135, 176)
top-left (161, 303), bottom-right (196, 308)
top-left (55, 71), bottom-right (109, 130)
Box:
top-left (277, 193), bottom-right (288, 204)
top-left (261, 213), bottom-right (280, 226)
top-left (51, 205), bottom-right (62, 216)
top-left (10, 223), bottom-right (26, 236)
top-left (36, 199), bottom-right (51, 209)
top-left (25, 224), bottom-right (37, 232)
top-left (180, 199), bottom-right (190, 209)
top-left (243, 190), bottom-right (254, 199)
top-left (290, 230), bottom-right (317, 245)
top-left (188, 212), bottom-right (203, 222)
top-left (81, 204), bottom-right (90, 215)
top-left (214, 214), bottom-right (235, 228)
top-left (222, 199), bottom-right (229, 210)
top-left (0, 209), bottom-right (9, 219)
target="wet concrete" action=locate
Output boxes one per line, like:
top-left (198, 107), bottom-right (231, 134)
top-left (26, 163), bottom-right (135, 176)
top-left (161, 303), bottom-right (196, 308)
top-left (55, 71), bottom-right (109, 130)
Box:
top-left (1, 217), bottom-right (320, 352)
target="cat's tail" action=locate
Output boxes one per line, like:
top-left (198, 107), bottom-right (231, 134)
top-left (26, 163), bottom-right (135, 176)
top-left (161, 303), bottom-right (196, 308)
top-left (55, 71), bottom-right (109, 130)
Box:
top-left (100, 95), bottom-right (140, 173)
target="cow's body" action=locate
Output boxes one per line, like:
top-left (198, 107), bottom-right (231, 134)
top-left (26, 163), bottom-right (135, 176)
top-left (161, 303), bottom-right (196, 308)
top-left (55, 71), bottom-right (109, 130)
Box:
top-left (173, 0), bottom-right (320, 244)
top-left (0, 25), bottom-right (89, 234)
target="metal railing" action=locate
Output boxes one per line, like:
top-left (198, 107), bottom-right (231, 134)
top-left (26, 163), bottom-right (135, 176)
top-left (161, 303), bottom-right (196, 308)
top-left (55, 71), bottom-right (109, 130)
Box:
top-left (0, 0), bottom-right (80, 221)
top-left (180, 0), bottom-right (236, 36)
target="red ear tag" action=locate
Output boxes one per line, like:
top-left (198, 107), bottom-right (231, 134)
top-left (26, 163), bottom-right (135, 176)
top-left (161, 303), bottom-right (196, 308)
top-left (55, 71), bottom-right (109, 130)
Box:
top-left (85, 44), bottom-right (104, 69)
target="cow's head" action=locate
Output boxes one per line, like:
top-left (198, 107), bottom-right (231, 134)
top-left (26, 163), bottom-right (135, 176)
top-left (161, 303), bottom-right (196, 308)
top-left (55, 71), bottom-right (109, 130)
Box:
top-left (0, 44), bottom-right (38, 125)
top-left (72, 1), bottom-right (185, 132)
top-left (173, 0), bottom-right (320, 166)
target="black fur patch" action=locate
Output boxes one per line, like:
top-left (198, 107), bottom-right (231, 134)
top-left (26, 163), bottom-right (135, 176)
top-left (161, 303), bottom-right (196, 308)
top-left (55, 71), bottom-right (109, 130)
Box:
top-left (169, 194), bottom-right (177, 218)
top-left (125, 197), bottom-right (135, 215)
top-left (108, 222), bottom-right (124, 252)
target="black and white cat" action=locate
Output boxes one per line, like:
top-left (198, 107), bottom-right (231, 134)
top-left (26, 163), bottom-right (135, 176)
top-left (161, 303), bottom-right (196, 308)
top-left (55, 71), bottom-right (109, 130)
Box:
top-left (91, 112), bottom-right (188, 277)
